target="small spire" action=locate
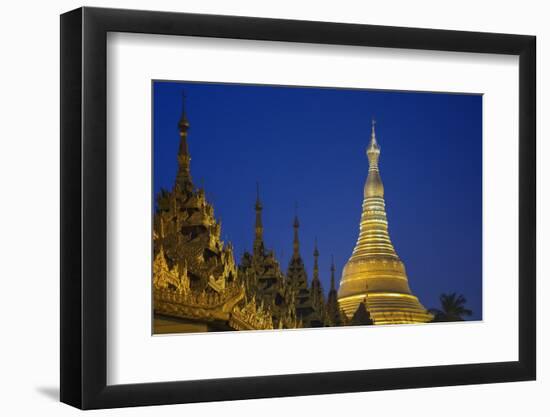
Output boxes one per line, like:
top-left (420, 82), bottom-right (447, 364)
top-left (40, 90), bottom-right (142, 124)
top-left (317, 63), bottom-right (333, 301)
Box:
top-left (330, 255), bottom-right (336, 290)
top-left (175, 90), bottom-right (193, 192)
top-left (158, 243), bottom-right (165, 259)
top-left (366, 117), bottom-right (381, 173)
top-left (313, 238), bottom-right (320, 282)
top-left (178, 90), bottom-right (190, 133)
top-left (255, 182), bottom-right (262, 210)
top-left (369, 117), bottom-right (378, 148)
top-left (292, 208), bottom-right (300, 258)
top-left (253, 183), bottom-right (264, 255)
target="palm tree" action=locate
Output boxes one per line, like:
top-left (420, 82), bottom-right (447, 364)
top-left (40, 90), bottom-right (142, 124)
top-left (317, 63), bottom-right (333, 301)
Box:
top-left (429, 293), bottom-right (473, 322)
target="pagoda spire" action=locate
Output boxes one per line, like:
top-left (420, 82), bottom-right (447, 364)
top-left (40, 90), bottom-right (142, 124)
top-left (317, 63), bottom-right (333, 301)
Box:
top-left (337, 118), bottom-right (433, 324)
top-left (253, 182), bottom-right (264, 256)
top-left (292, 207), bottom-right (300, 259)
top-left (367, 118), bottom-right (381, 173)
top-left (330, 255), bottom-right (336, 291)
top-left (310, 238), bottom-right (325, 314)
top-left (312, 238), bottom-right (320, 283)
top-left (175, 91), bottom-right (193, 193)
top-left (326, 255), bottom-right (341, 326)
top-left (356, 117), bottom-right (395, 258)
top-left (287, 205), bottom-right (308, 290)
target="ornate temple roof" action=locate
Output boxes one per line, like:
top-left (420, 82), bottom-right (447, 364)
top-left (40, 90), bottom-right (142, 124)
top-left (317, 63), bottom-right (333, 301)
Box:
top-left (239, 188), bottom-right (299, 329)
top-left (153, 94), bottom-right (274, 332)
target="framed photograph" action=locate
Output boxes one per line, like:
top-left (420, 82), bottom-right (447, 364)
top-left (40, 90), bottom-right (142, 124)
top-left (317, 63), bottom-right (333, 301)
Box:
top-left (60, 6), bottom-right (536, 409)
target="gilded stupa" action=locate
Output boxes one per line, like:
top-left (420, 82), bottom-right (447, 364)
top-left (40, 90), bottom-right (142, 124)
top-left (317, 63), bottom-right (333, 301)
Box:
top-left (337, 120), bottom-right (433, 325)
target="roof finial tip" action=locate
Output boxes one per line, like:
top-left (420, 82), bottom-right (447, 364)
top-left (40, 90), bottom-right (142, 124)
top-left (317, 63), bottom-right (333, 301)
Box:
top-left (178, 89), bottom-right (190, 130)
top-left (369, 116), bottom-right (379, 148)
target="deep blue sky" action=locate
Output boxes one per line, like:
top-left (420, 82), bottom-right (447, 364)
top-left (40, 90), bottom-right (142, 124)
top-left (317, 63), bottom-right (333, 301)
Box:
top-left (153, 81), bottom-right (482, 320)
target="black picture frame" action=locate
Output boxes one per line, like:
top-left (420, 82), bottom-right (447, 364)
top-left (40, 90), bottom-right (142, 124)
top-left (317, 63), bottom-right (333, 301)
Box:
top-left (60, 6), bottom-right (536, 410)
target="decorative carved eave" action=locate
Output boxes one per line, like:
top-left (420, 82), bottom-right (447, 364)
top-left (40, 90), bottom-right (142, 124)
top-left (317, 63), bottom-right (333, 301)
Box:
top-left (154, 284), bottom-right (243, 323)
top-left (154, 283), bottom-right (274, 331)
top-left (230, 305), bottom-right (274, 331)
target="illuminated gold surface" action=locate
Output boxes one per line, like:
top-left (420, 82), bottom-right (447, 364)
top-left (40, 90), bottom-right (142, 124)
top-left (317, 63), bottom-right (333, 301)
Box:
top-left (337, 120), bottom-right (432, 324)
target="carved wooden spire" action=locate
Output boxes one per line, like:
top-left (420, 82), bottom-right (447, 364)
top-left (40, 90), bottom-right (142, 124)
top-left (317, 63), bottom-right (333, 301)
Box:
top-left (253, 182), bottom-right (264, 256)
top-left (287, 207), bottom-right (308, 290)
top-left (310, 238), bottom-right (324, 310)
top-left (175, 91), bottom-right (193, 193)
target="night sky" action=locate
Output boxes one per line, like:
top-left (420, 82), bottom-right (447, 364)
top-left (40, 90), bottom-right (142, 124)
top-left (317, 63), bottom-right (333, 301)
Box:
top-left (153, 81), bottom-right (482, 320)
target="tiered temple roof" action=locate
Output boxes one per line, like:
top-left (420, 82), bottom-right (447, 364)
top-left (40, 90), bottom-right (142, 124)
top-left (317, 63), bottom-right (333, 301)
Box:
top-left (153, 97), bottom-right (273, 333)
top-left (285, 216), bottom-right (327, 327)
top-left (238, 186), bottom-right (300, 329)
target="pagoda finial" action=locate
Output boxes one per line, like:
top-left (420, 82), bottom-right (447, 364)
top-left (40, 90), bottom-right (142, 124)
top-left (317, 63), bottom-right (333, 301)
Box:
top-left (175, 89), bottom-right (193, 192)
top-left (178, 90), bottom-right (190, 133)
top-left (369, 117), bottom-right (378, 148)
top-left (330, 255), bottom-right (336, 290)
top-left (255, 182), bottom-right (262, 210)
top-left (293, 202), bottom-right (300, 230)
top-left (366, 117), bottom-right (381, 173)
top-left (293, 204), bottom-right (300, 258)
top-left (313, 238), bottom-right (320, 282)
top-left (253, 183), bottom-right (264, 255)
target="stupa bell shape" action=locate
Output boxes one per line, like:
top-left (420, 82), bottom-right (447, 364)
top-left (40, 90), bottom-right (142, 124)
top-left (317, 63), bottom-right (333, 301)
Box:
top-left (337, 120), bottom-right (432, 325)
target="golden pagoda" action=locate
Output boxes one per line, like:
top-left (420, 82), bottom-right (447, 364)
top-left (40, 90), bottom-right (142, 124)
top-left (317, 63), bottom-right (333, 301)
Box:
top-left (337, 120), bottom-right (433, 325)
